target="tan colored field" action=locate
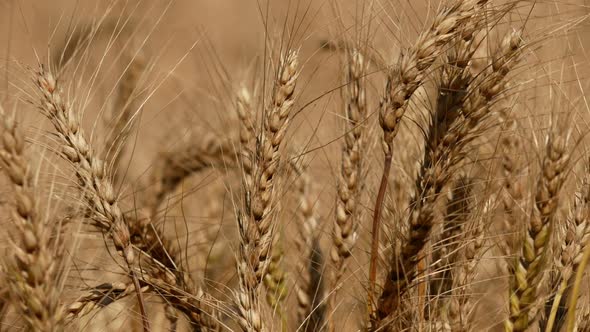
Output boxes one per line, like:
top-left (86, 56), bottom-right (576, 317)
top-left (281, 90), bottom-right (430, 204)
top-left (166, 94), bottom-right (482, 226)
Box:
top-left (1, 0), bottom-right (590, 331)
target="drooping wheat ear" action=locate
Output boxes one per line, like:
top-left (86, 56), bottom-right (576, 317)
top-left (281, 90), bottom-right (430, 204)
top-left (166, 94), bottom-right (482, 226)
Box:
top-left (377, 0), bottom-right (489, 153)
top-left (127, 210), bottom-right (218, 331)
top-left (33, 66), bottom-right (154, 330)
top-left (35, 66), bottom-right (135, 267)
top-left (369, 0), bottom-right (489, 318)
top-left (103, 49), bottom-right (147, 183)
top-left (146, 134), bottom-right (235, 215)
top-left (423, 29), bottom-right (481, 319)
top-left (375, 27), bottom-right (515, 329)
top-left (0, 108), bottom-right (65, 331)
top-left (429, 176), bottom-right (473, 315)
top-left (69, 277), bottom-right (220, 331)
top-left (544, 162), bottom-right (590, 331)
top-left (118, 106), bottom-right (226, 329)
top-left (447, 193), bottom-right (488, 331)
top-left (331, 49), bottom-right (366, 288)
top-left (66, 281), bottom-right (150, 321)
top-left (505, 130), bottom-right (571, 332)
top-left (292, 161), bottom-right (325, 332)
top-left (235, 50), bottom-right (299, 332)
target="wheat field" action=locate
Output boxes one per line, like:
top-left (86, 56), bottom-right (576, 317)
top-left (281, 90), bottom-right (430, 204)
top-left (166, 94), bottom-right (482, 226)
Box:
top-left (1, 0), bottom-right (590, 331)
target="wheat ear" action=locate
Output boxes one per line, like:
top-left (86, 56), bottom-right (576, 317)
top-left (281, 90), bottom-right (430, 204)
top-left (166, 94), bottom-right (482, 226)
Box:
top-left (35, 66), bottom-right (135, 276)
top-left (130, 134), bottom-right (233, 331)
top-left (0, 108), bottom-right (65, 331)
top-left (498, 101), bottom-right (526, 257)
top-left (368, 0), bottom-right (489, 318)
top-left (375, 27), bottom-right (523, 328)
top-left (544, 163), bottom-right (590, 331)
top-left (66, 275), bottom-right (217, 330)
top-left (235, 50), bottom-right (299, 332)
top-left (505, 130), bottom-right (571, 332)
top-left (374, 27), bottom-right (506, 329)
top-left (34, 66), bottom-right (152, 331)
top-left (331, 49), bottom-right (366, 287)
top-left (292, 161), bottom-right (326, 332)
top-left (237, 84), bottom-right (290, 323)
top-left (52, 52), bottom-right (213, 328)
top-left (127, 208), bottom-right (218, 330)
top-left (263, 242), bottom-right (288, 327)
top-left (423, 27), bottom-right (481, 319)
